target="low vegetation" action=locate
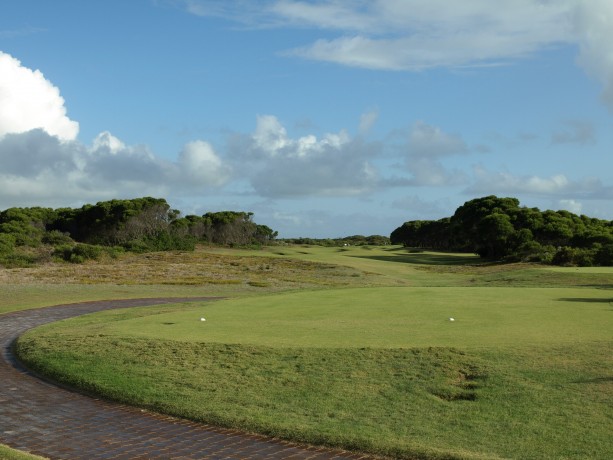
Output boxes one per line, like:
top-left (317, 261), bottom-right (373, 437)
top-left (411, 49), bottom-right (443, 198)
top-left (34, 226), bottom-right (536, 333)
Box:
top-left (10, 246), bottom-right (613, 459)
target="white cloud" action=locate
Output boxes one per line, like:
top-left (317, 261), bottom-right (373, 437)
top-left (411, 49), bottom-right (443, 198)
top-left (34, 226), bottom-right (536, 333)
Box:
top-left (177, 140), bottom-right (230, 187)
top-left (573, 0), bottom-right (613, 110)
top-left (0, 51), bottom-right (79, 141)
top-left (92, 131), bottom-right (126, 154)
top-left (468, 166), bottom-right (603, 197)
top-left (179, 1), bottom-right (613, 112)
top-left (556, 199), bottom-right (583, 214)
top-left (276, 1), bottom-right (574, 70)
top-left (228, 115), bottom-right (380, 197)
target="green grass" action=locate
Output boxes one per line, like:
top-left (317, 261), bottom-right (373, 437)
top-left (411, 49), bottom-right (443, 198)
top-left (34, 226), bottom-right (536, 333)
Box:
top-left (0, 284), bottom-right (218, 315)
top-left (34, 287), bottom-right (612, 348)
top-left (15, 287), bottom-right (613, 459)
top-left (0, 444), bottom-right (47, 460)
top-left (7, 245), bottom-right (613, 459)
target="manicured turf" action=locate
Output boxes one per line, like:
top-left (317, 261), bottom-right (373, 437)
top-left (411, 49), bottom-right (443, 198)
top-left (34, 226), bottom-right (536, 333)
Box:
top-left (7, 246), bottom-right (613, 459)
top-left (39, 286), bottom-right (613, 348)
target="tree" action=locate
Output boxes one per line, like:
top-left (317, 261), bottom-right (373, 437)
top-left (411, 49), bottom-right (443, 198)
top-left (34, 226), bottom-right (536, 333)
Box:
top-left (476, 213), bottom-right (515, 259)
top-left (390, 195), bottom-right (613, 265)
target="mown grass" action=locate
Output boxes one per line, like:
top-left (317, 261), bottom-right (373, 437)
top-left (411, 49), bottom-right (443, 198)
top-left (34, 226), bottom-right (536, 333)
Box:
top-left (6, 245), bottom-right (613, 458)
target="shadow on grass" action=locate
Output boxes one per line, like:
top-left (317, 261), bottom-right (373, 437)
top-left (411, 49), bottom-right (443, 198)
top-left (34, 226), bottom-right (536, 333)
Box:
top-left (350, 252), bottom-right (482, 266)
top-left (558, 298), bottom-right (613, 303)
top-left (573, 376), bottom-right (613, 384)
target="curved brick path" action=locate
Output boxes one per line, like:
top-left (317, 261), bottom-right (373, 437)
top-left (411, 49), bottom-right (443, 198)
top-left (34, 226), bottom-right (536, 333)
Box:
top-left (0, 298), bottom-right (371, 460)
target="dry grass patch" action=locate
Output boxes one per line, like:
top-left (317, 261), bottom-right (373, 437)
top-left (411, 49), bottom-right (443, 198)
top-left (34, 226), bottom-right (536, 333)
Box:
top-left (0, 246), bottom-right (374, 290)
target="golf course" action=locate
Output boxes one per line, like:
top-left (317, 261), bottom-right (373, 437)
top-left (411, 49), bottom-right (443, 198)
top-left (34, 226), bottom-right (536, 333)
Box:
top-left (5, 245), bottom-right (613, 459)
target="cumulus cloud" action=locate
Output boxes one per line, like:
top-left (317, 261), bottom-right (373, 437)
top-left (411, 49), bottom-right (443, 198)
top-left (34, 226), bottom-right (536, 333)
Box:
top-left (177, 140), bottom-right (231, 187)
top-left (228, 115), bottom-right (380, 197)
top-left (0, 53), bottom-right (233, 209)
top-left (0, 129), bottom-right (79, 177)
top-left (0, 51), bottom-right (79, 140)
top-left (0, 128), bottom-right (231, 208)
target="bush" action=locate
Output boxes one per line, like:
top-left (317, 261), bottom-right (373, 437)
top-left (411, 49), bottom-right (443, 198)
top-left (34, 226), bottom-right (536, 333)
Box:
top-left (122, 232), bottom-right (196, 253)
top-left (53, 243), bottom-right (104, 263)
top-left (0, 233), bottom-right (16, 255)
top-left (0, 252), bottom-right (37, 268)
top-left (42, 230), bottom-right (73, 246)
top-left (595, 243), bottom-right (613, 266)
top-left (552, 246), bottom-right (596, 267)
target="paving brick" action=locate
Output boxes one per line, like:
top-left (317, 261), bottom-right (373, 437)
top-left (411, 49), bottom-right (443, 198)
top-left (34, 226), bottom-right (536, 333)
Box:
top-left (0, 299), bottom-right (373, 459)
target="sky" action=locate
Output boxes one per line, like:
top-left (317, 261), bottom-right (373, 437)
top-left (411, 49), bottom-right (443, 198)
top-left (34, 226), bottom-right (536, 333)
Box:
top-left (1, 0), bottom-right (613, 238)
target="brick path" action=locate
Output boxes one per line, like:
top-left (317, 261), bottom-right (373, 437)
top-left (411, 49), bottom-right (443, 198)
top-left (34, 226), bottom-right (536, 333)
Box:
top-left (0, 298), bottom-right (372, 459)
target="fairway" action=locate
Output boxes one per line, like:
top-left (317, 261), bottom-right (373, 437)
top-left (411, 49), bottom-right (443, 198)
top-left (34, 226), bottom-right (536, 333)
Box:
top-left (11, 246), bottom-right (613, 459)
top-left (61, 286), bottom-right (613, 349)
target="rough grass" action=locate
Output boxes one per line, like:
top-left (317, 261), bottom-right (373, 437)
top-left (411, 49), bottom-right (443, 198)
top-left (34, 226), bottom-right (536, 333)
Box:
top-left (0, 249), bottom-right (368, 287)
top-left (0, 444), bottom-right (47, 460)
top-left (0, 246), bottom-right (381, 315)
top-left (7, 245), bottom-right (613, 459)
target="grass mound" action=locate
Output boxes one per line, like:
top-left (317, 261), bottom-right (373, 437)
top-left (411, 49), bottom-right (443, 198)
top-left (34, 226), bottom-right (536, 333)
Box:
top-left (16, 334), bottom-right (489, 458)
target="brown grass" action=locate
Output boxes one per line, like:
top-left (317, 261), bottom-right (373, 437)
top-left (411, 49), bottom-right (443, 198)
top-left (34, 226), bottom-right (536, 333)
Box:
top-left (0, 246), bottom-right (374, 291)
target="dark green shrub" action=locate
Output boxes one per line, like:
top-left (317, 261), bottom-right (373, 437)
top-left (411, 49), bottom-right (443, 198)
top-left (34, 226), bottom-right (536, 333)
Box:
top-left (121, 239), bottom-right (149, 253)
top-left (42, 230), bottom-right (73, 246)
top-left (0, 233), bottom-right (16, 255)
top-left (72, 243), bottom-right (103, 260)
top-left (0, 252), bottom-right (37, 268)
top-left (552, 246), bottom-right (596, 267)
top-left (595, 243), bottom-right (613, 266)
top-left (53, 243), bottom-right (104, 263)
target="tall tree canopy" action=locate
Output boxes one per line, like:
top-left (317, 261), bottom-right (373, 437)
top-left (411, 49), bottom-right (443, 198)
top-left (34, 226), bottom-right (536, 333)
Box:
top-left (391, 195), bottom-right (613, 266)
top-left (0, 197), bottom-right (277, 266)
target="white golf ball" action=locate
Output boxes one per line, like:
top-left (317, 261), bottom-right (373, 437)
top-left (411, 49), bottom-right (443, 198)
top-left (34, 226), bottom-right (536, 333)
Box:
top-left (200, 317), bottom-right (206, 322)
top-left (449, 317), bottom-right (455, 322)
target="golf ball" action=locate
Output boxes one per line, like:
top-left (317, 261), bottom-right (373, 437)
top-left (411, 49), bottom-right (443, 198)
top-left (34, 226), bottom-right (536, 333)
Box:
top-left (200, 317), bottom-right (206, 322)
top-left (449, 317), bottom-right (455, 321)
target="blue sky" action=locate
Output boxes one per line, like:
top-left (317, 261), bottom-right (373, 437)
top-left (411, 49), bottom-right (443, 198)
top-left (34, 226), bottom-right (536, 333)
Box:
top-left (1, 0), bottom-right (612, 238)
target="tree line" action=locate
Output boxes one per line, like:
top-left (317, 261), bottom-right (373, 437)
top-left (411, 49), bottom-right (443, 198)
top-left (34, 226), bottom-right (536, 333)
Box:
top-left (0, 197), bottom-right (277, 266)
top-left (390, 195), bottom-right (613, 266)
